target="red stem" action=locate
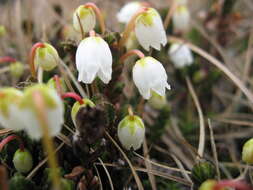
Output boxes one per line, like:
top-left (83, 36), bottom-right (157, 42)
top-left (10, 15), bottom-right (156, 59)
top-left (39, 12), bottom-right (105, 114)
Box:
top-left (84, 2), bottom-right (105, 34)
top-left (0, 56), bottom-right (16, 63)
top-left (53, 75), bottom-right (62, 96)
top-left (214, 180), bottom-right (252, 190)
top-left (29, 42), bottom-right (45, 78)
top-left (119, 49), bottom-right (145, 63)
top-left (0, 135), bottom-right (24, 152)
top-left (61, 92), bottom-right (84, 104)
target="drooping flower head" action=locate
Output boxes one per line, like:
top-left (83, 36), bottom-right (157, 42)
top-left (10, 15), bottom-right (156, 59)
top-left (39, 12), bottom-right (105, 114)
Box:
top-left (0, 88), bottom-right (24, 131)
top-left (76, 36), bottom-right (112, 84)
top-left (117, 2), bottom-right (145, 24)
top-left (242, 138), bottom-right (253, 164)
top-left (29, 42), bottom-right (59, 78)
top-left (134, 8), bottom-right (167, 50)
top-left (133, 56), bottom-right (171, 99)
top-left (172, 5), bottom-right (190, 33)
top-left (73, 5), bottom-right (96, 33)
top-left (118, 113), bottom-right (145, 150)
top-left (19, 84), bottom-right (64, 140)
top-left (169, 42), bottom-right (193, 68)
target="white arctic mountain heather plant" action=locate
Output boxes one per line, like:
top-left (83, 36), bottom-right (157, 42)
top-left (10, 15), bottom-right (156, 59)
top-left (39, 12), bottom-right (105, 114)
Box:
top-left (169, 43), bottom-right (193, 68)
top-left (0, 88), bottom-right (25, 131)
top-left (133, 56), bottom-right (171, 99)
top-left (19, 84), bottom-right (64, 140)
top-left (76, 36), bottom-right (112, 84)
top-left (118, 114), bottom-right (145, 150)
top-left (117, 2), bottom-right (143, 24)
top-left (135, 8), bottom-right (167, 51)
top-left (172, 5), bottom-right (190, 33)
top-left (73, 5), bottom-right (96, 33)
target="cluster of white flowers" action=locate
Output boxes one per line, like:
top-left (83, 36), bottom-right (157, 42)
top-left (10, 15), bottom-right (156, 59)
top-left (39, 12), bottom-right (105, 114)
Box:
top-left (72, 1), bottom-right (194, 150)
top-left (0, 84), bottom-right (64, 140)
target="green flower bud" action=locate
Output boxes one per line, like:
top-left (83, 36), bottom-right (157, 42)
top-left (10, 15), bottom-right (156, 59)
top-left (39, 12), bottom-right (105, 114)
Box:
top-left (117, 114), bottom-right (145, 150)
top-left (73, 5), bottom-right (96, 33)
top-left (148, 92), bottom-right (167, 109)
top-left (191, 161), bottom-right (216, 186)
top-left (9, 62), bottom-right (24, 78)
top-left (34, 43), bottom-right (59, 71)
top-left (242, 138), bottom-right (253, 164)
top-left (0, 25), bottom-right (6, 37)
top-left (13, 149), bottom-right (33, 173)
top-left (71, 98), bottom-right (95, 126)
top-left (47, 77), bottom-right (67, 92)
top-left (199, 180), bottom-right (217, 190)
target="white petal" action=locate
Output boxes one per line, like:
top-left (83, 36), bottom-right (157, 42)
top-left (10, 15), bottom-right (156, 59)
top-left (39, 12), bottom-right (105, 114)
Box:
top-left (117, 2), bottom-right (142, 24)
top-left (172, 6), bottom-right (190, 32)
top-left (135, 9), bottom-right (167, 51)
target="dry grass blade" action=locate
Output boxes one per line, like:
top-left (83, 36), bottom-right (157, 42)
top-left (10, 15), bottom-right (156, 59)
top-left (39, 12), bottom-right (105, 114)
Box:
top-left (207, 119), bottom-right (220, 180)
top-left (0, 129), bottom-right (13, 136)
top-left (169, 36), bottom-right (253, 109)
top-left (26, 142), bottom-right (64, 179)
top-left (93, 164), bottom-right (103, 190)
top-left (213, 118), bottom-right (253, 127)
top-left (163, 0), bottom-right (177, 29)
top-left (186, 76), bottom-right (205, 160)
top-left (105, 131), bottom-right (144, 190)
top-left (98, 158), bottom-right (114, 190)
top-left (133, 151), bottom-right (191, 174)
top-left (143, 138), bottom-right (157, 190)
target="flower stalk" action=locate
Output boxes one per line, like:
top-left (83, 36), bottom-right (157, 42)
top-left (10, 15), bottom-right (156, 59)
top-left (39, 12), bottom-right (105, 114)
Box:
top-left (32, 91), bottom-right (60, 190)
top-left (119, 49), bottom-right (145, 63)
top-left (0, 135), bottom-right (24, 152)
top-left (0, 56), bottom-right (16, 63)
top-left (53, 75), bottom-right (62, 95)
top-left (29, 42), bottom-right (45, 78)
top-left (84, 3), bottom-right (105, 34)
top-left (61, 92), bottom-right (84, 105)
top-left (118, 7), bottom-right (148, 48)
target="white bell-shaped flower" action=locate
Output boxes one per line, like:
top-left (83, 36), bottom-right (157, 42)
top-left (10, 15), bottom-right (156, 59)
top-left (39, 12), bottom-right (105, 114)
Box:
top-left (133, 56), bottom-right (171, 99)
top-left (19, 84), bottom-right (64, 140)
top-left (0, 88), bottom-right (25, 131)
top-left (117, 2), bottom-right (143, 24)
top-left (76, 36), bottom-right (112, 84)
top-left (169, 43), bottom-right (193, 68)
top-left (73, 5), bottom-right (96, 33)
top-left (135, 8), bottom-right (167, 51)
top-left (118, 114), bottom-right (145, 150)
top-left (172, 5), bottom-right (190, 33)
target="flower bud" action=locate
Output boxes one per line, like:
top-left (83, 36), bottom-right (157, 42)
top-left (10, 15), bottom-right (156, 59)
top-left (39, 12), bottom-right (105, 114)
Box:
top-left (168, 43), bottom-right (193, 68)
top-left (0, 88), bottom-right (25, 131)
top-left (199, 180), bottom-right (218, 190)
top-left (117, 114), bottom-right (145, 150)
top-left (13, 149), bottom-right (33, 173)
top-left (47, 77), bottom-right (67, 93)
top-left (34, 43), bottom-right (59, 71)
top-left (148, 92), bottom-right (167, 109)
top-left (73, 5), bottom-right (96, 33)
top-left (0, 25), bottom-right (6, 37)
top-left (191, 161), bottom-right (216, 186)
top-left (172, 5), bottom-right (190, 33)
top-left (175, 0), bottom-right (188, 5)
top-left (242, 138), bottom-right (253, 164)
top-left (9, 62), bottom-right (24, 78)
top-left (71, 98), bottom-right (95, 126)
